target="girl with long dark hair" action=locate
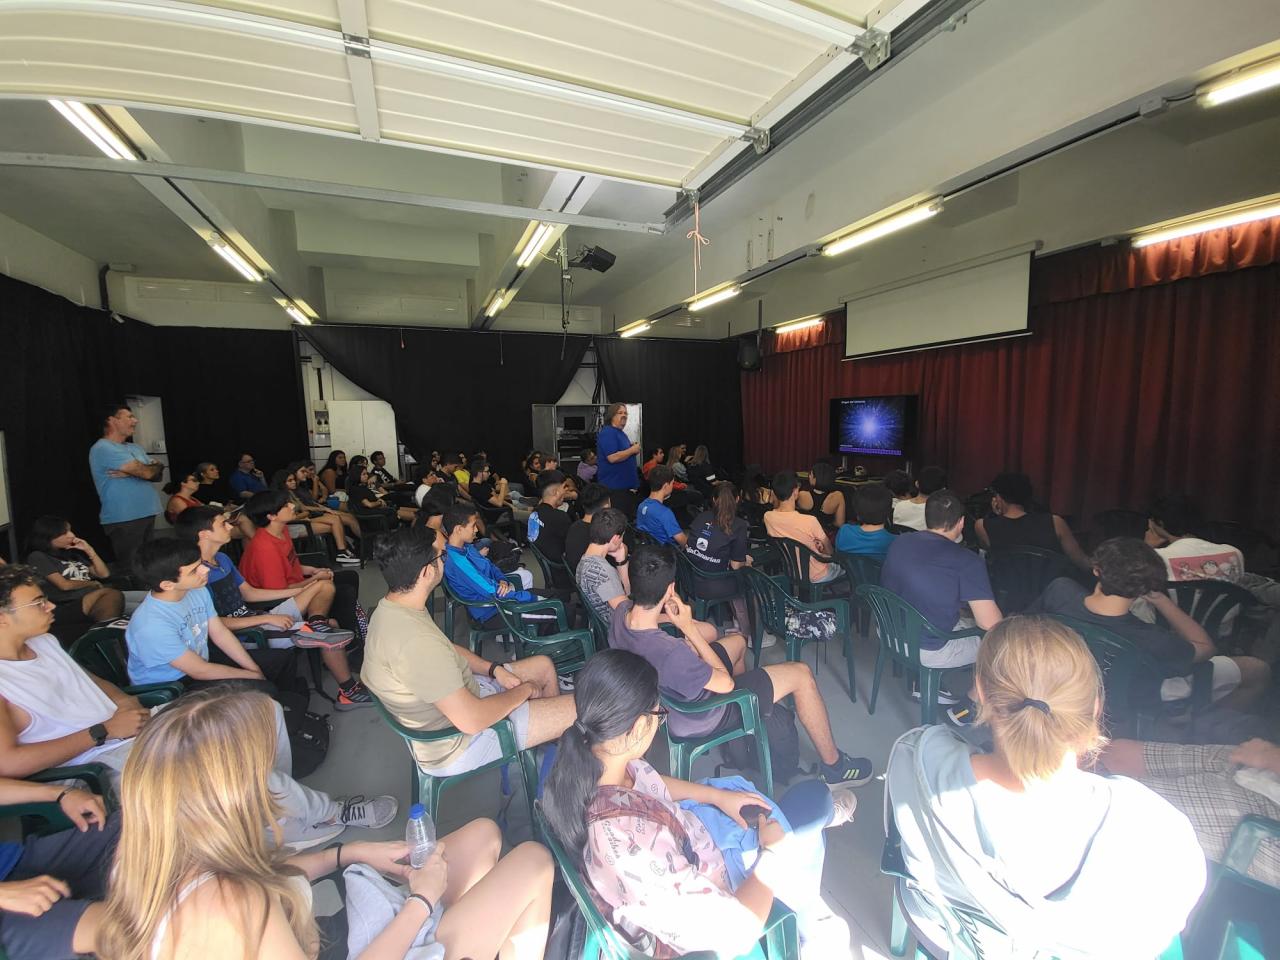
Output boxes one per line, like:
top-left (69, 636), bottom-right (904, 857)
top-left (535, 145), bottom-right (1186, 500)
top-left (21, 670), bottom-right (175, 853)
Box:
top-left (542, 649), bottom-right (849, 958)
top-left (318, 450), bottom-right (347, 496)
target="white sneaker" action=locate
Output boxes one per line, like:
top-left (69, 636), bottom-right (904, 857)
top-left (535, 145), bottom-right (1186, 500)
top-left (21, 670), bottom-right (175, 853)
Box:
top-left (759, 632), bottom-right (778, 649)
top-left (826, 788), bottom-right (857, 828)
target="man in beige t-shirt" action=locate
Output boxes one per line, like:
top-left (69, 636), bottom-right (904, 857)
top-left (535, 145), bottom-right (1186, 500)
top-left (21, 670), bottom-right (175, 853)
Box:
top-left (764, 471), bottom-right (841, 584)
top-left (363, 527), bottom-right (576, 777)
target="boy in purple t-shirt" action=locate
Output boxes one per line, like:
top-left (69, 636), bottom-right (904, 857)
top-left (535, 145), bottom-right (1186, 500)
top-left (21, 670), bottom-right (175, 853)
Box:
top-left (607, 543), bottom-right (873, 788)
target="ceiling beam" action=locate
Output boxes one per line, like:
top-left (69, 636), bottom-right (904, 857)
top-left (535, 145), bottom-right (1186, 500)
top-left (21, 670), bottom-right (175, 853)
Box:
top-left (336, 0), bottom-right (380, 141)
top-left (0, 152), bottom-right (668, 234)
top-left (704, 0), bottom-right (866, 46)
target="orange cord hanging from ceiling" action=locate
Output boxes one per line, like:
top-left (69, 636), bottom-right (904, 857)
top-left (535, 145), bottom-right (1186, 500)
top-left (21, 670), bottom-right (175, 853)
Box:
top-left (686, 199), bottom-right (710, 297)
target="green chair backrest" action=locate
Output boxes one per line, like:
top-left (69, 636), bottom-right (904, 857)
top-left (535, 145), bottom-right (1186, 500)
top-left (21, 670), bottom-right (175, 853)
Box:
top-left (528, 541), bottom-right (573, 588)
top-left (69, 621), bottom-right (131, 687)
top-left (985, 546), bottom-right (1074, 614)
top-left (1166, 580), bottom-right (1256, 639)
top-left (578, 584), bottom-right (612, 650)
top-left (836, 553), bottom-right (882, 587)
top-left (741, 566), bottom-right (788, 637)
top-left (1048, 614), bottom-right (1150, 728)
top-left (855, 585), bottom-right (944, 665)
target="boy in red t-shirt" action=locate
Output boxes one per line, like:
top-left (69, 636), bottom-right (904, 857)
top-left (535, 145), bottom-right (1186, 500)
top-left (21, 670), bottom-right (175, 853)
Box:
top-left (240, 490), bottom-right (372, 709)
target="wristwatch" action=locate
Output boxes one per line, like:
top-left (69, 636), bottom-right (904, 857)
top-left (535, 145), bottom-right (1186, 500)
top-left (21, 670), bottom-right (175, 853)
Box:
top-left (88, 723), bottom-right (108, 746)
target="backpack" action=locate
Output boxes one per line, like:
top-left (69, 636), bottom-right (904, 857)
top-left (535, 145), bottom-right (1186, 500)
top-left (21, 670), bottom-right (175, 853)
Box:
top-left (276, 684), bottom-right (332, 778)
top-left (719, 700), bottom-right (801, 784)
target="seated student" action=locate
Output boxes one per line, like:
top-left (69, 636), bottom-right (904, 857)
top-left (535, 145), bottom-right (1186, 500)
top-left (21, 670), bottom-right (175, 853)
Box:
top-left (1100, 736), bottom-right (1280, 889)
top-left (834, 483), bottom-right (896, 562)
top-left (685, 483), bottom-right (753, 633)
top-left (640, 446), bottom-right (663, 480)
top-left (443, 503), bottom-right (562, 626)
top-left (527, 470), bottom-right (574, 575)
top-left (367, 449), bottom-right (402, 488)
top-left (797, 461), bottom-right (846, 530)
top-left (125, 539), bottom-right (293, 694)
top-left (318, 449), bottom-right (347, 496)
top-left (635, 466), bottom-right (687, 547)
top-left (98, 687), bottom-right (549, 960)
top-left (892, 465), bottom-right (947, 531)
top-left (413, 466), bottom-right (446, 508)
top-left (1029, 537), bottom-right (1270, 709)
top-left (888, 616), bottom-right (1205, 960)
top-left (414, 486), bottom-right (455, 535)
top-left (25, 516), bottom-right (143, 622)
top-left (685, 444), bottom-right (718, 499)
top-left (521, 450), bottom-right (544, 492)
top-left (610, 544), bottom-right (872, 788)
top-left (365, 527), bottom-right (576, 779)
top-left (193, 461), bottom-right (232, 507)
top-left (0, 774), bottom-right (114, 960)
top-left (881, 489), bottom-right (1002, 674)
top-left (161, 469), bottom-right (203, 525)
top-left (237, 491), bottom-right (371, 702)
top-left (574, 508), bottom-right (632, 622)
top-left (291, 460), bottom-right (361, 539)
top-left (1148, 493), bottom-right (1280, 609)
top-left (468, 458), bottom-right (510, 511)
top-left (976, 472), bottom-right (1090, 569)
top-left (543, 649), bottom-right (854, 958)
top-left (763, 472), bottom-right (840, 584)
top-left (576, 449), bottom-right (598, 483)
top-left (0, 566), bottom-right (390, 844)
top-left (229, 452), bottom-right (269, 501)
top-left (174, 508), bottom-right (377, 710)
top-left (271, 469), bottom-right (360, 564)
top-left (565, 483), bottom-right (610, 575)
top-left (347, 465), bottom-right (417, 524)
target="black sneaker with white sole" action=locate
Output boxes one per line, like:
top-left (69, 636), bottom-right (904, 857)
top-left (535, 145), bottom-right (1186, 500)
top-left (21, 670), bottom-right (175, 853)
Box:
top-left (821, 752), bottom-right (874, 788)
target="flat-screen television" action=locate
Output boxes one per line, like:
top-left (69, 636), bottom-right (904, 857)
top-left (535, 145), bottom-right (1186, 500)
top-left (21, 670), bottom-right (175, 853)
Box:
top-left (829, 394), bottom-right (918, 457)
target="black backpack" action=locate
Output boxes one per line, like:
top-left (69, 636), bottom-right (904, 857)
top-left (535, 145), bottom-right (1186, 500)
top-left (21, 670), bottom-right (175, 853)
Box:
top-left (719, 700), bottom-right (801, 784)
top-left (276, 684), bottom-right (332, 779)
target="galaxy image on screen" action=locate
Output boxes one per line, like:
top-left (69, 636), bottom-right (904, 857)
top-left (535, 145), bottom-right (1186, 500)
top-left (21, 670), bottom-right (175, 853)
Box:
top-left (831, 396), bottom-right (914, 456)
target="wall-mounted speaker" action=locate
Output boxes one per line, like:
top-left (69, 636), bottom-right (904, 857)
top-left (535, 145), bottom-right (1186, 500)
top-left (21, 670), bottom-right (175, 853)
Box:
top-left (737, 336), bottom-right (761, 372)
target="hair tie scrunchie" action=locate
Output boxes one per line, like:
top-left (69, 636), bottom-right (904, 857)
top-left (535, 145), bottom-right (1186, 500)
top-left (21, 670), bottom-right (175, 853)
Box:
top-left (1015, 698), bottom-right (1051, 715)
top-left (573, 720), bottom-right (590, 740)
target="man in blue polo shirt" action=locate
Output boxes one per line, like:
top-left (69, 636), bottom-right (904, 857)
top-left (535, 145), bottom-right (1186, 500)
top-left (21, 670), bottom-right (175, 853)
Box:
top-left (229, 452), bottom-right (269, 500)
top-left (88, 404), bottom-right (163, 573)
top-left (636, 465), bottom-right (687, 547)
top-left (882, 489), bottom-right (1002, 723)
top-left (595, 402), bottom-right (641, 516)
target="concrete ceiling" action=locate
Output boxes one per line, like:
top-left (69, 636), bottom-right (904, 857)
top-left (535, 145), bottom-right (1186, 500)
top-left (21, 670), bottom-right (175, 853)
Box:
top-left (0, 0), bottom-right (1277, 334)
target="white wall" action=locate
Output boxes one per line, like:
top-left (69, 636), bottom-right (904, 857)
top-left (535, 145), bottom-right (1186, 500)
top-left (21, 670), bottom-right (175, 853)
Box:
top-left (0, 211), bottom-right (101, 308)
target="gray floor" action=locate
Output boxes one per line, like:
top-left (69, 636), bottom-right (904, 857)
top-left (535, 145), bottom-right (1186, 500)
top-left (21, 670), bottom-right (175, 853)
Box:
top-left (301, 562), bottom-right (923, 960)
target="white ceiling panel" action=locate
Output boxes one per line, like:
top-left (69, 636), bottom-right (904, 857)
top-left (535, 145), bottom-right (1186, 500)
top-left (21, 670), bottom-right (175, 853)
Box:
top-left (0, 8), bottom-right (357, 130)
top-left (369, 0), bottom-right (829, 121)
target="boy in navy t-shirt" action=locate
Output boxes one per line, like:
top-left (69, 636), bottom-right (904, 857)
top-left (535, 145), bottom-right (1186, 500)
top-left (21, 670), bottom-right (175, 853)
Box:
top-left (635, 465), bottom-right (687, 546)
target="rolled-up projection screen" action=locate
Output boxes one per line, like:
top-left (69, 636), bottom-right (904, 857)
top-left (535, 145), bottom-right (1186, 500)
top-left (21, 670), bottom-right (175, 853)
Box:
top-left (843, 250), bottom-right (1032, 359)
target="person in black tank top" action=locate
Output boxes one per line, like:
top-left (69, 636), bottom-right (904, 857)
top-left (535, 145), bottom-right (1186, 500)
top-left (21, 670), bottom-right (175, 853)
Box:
top-left (976, 472), bottom-right (1091, 570)
top-left (798, 462), bottom-right (845, 530)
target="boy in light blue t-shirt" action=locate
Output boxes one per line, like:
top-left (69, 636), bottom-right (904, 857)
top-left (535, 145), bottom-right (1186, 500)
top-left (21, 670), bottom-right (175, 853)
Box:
top-left (635, 465), bottom-right (687, 547)
top-left (834, 482), bottom-right (897, 563)
top-left (125, 539), bottom-right (273, 690)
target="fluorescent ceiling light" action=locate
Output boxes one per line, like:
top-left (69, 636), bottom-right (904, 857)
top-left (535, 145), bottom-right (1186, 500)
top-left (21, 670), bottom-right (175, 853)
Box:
top-left (822, 202), bottom-right (941, 257)
top-left (516, 222), bottom-right (556, 268)
top-left (485, 289), bottom-right (511, 318)
top-left (48, 99), bottom-right (140, 160)
top-left (619, 321), bottom-right (651, 338)
top-left (1198, 57), bottom-right (1280, 106)
top-left (688, 286), bottom-right (741, 312)
top-left (1131, 201), bottom-right (1280, 248)
top-left (284, 304), bottom-right (310, 325)
top-left (208, 237), bottom-right (264, 282)
top-left (774, 315), bottom-right (823, 334)
top-left (707, 0), bottom-right (865, 47)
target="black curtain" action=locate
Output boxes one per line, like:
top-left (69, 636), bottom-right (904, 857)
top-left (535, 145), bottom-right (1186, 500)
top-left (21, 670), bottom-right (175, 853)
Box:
top-left (0, 273), bottom-right (307, 558)
top-left (302, 325), bottom-right (590, 480)
top-left (595, 336), bottom-right (744, 473)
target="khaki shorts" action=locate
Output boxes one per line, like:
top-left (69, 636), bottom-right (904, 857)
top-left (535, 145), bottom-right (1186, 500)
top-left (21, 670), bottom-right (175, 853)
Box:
top-left (420, 676), bottom-right (532, 777)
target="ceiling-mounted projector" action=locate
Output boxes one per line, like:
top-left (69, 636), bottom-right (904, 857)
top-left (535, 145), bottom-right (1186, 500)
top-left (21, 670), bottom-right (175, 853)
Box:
top-left (569, 245), bottom-right (616, 273)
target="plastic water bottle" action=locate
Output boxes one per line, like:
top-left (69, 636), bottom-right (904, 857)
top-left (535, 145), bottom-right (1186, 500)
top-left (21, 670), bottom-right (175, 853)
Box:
top-left (405, 803), bottom-right (436, 869)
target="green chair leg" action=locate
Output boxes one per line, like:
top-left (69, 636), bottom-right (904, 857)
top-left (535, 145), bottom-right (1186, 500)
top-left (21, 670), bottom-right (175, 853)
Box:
top-left (890, 884), bottom-right (910, 957)
top-left (869, 649), bottom-right (886, 715)
top-left (843, 633), bottom-right (857, 704)
top-left (920, 668), bottom-right (941, 726)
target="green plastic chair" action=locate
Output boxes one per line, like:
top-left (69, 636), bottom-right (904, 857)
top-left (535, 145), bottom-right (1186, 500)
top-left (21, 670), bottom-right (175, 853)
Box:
top-left (536, 802), bottom-right (799, 960)
top-left (528, 541), bottom-right (575, 591)
top-left (1, 764), bottom-right (118, 838)
top-left (492, 595), bottom-right (596, 675)
top-left (856, 585), bottom-right (980, 725)
top-left (1048, 614), bottom-right (1211, 738)
top-left (768, 537), bottom-right (848, 604)
top-left (985, 546), bottom-right (1075, 615)
top-left (743, 566), bottom-right (855, 699)
top-left (674, 549), bottom-right (742, 624)
top-left (577, 583), bottom-right (612, 652)
top-left (663, 686), bottom-right (775, 799)
top-left (1166, 579), bottom-right (1260, 653)
top-left (369, 690), bottom-right (538, 824)
top-left (833, 553), bottom-right (882, 638)
top-left (1187, 815), bottom-right (1280, 960)
top-left (70, 621), bottom-right (263, 688)
top-left (440, 571), bottom-right (522, 654)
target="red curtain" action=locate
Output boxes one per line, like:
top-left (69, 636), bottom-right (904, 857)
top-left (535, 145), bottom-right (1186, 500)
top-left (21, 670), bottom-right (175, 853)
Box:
top-left (741, 218), bottom-right (1280, 533)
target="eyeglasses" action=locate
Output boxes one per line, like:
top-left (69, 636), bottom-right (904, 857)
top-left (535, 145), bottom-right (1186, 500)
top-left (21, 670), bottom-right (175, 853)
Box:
top-left (5, 595), bottom-right (53, 613)
top-left (647, 706), bottom-right (669, 726)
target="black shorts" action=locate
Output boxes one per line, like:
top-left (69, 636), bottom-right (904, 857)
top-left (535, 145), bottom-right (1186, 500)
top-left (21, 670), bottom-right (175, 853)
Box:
top-left (709, 641), bottom-right (775, 734)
